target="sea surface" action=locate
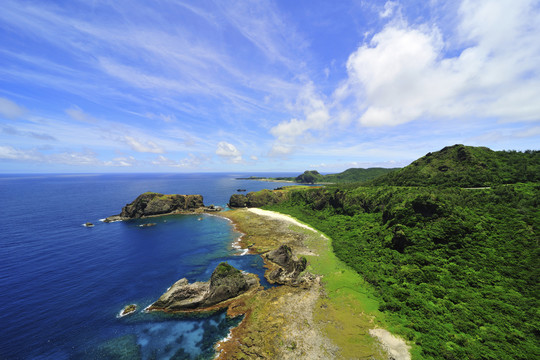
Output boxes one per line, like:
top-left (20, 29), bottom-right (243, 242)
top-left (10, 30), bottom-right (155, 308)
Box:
top-left (0, 173), bottom-right (299, 359)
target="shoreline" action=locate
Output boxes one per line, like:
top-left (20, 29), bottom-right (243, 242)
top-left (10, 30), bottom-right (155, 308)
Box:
top-left (215, 208), bottom-right (411, 359)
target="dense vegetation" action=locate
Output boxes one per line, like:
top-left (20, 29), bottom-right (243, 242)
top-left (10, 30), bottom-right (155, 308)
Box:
top-left (272, 167), bottom-right (398, 184)
top-left (255, 145), bottom-right (540, 359)
top-left (370, 145), bottom-right (540, 187)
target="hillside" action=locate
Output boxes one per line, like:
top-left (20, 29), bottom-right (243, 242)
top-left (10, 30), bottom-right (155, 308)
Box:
top-left (273, 167), bottom-right (398, 184)
top-left (231, 144), bottom-right (540, 359)
top-left (370, 144), bottom-right (539, 187)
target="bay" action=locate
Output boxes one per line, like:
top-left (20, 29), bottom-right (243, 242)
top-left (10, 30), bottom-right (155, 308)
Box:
top-left (0, 173), bottom-right (298, 359)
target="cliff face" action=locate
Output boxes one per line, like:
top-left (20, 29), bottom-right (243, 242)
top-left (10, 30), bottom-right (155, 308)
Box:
top-left (105, 192), bottom-right (218, 221)
top-left (148, 262), bottom-right (259, 312)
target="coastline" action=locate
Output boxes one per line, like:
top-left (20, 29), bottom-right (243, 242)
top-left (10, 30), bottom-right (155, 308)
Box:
top-left (215, 208), bottom-right (411, 360)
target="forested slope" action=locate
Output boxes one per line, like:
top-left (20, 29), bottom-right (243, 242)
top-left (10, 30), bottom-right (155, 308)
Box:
top-left (252, 145), bottom-right (540, 359)
top-left (370, 144), bottom-right (539, 187)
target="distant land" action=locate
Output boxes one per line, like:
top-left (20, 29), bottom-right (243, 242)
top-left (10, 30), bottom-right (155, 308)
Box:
top-left (237, 167), bottom-right (399, 184)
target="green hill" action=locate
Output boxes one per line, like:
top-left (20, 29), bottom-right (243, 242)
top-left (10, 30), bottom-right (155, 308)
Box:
top-left (370, 144), bottom-right (539, 187)
top-left (235, 144), bottom-right (540, 359)
top-left (274, 167), bottom-right (399, 184)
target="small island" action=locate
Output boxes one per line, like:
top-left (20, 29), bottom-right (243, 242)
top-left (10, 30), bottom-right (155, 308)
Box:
top-left (119, 304), bottom-right (137, 317)
top-left (104, 192), bottom-right (222, 222)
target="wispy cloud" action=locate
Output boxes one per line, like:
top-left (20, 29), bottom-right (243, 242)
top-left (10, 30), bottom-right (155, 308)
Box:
top-left (2, 125), bottom-right (56, 141)
top-left (0, 97), bottom-right (26, 119)
top-left (123, 136), bottom-right (164, 154)
top-left (152, 153), bottom-right (208, 168)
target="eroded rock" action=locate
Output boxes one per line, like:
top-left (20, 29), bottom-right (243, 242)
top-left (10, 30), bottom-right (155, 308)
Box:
top-left (148, 262), bottom-right (259, 312)
top-left (264, 245), bottom-right (313, 287)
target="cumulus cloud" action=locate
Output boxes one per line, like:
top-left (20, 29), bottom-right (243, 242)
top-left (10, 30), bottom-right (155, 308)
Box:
top-left (339, 0), bottom-right (540, 127)
top-left (269, 82), bottom-right (330, 156)
top-left (215, 141), bottom-right (243, 163)
top-left (123, 136), bottom-right (164, 153)
top-left (0, 97), bottom-right (26, 119)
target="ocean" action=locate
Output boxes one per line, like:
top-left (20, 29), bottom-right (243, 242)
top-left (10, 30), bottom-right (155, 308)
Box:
top-left (0, 173), bottom-right (298, 359)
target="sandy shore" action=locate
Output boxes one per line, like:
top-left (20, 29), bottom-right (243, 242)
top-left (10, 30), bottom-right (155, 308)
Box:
top-left (246, 208), bottom-right (328, 235)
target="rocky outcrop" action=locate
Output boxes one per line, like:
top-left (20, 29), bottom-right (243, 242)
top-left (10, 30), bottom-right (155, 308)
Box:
top-left (119, 304), bottom-right (137, 317)
top-left (147, 262), bottom-right (259, 312)
top-left (228, 189), bottom-right (289, 208)
top-left (104, 192), bottom-right (221, 222)
top-left (264, 245), bottom-right (313, 287)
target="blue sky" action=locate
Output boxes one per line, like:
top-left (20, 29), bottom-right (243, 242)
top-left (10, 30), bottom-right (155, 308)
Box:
top-left (1, 0), bottom-right (539, 173)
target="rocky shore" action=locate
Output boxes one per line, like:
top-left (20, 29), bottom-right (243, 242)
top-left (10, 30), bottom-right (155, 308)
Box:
top-left (104, 192), bottom-right (221, 222)
top-left (215, 208), bottom-right (411, 360)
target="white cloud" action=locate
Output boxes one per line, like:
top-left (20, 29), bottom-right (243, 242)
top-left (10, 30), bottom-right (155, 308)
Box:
top-left (250, 155), bottom-right (258, 161)
top-left (0, 145), bottom-right (39, 160)
top-left (104, 156), bottom-right (136, 167)
top-left (123, 136), bottom-right (164, 153)
top-left (379, 1), bottom-right (399, 19)
top-left (215, 141), bottom-right (243, 163)
top-left (0, 97), bottom-right (26, 119)
top-left (340, 0), bottom-right (540, 127)
top-left (269, 82), bottom-right (330, 155)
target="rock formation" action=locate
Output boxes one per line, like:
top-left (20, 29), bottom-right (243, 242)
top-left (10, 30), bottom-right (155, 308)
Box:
top-left (104, 192), bottom-right (221, 222)
top-left (147, 262), bottom-right (259, 312)
top-left (228, 189), bottom-right (289, 208)
top-left (264, 245), bottom-right (313, 287)
top-left (119, 304), bottom-right (137, 317)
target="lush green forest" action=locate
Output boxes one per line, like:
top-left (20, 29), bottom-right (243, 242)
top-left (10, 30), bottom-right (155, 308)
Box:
top-left (370, 145), bottom-right (540, 187)
top-left (272, 167), bottom-right (399, 184)
top-left (255, 145), bottom-right (539, 359)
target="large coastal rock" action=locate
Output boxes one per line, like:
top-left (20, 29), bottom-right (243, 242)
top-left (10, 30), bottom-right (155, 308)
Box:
top-left (228, 189), bottom-right (289, 208)
top-left (264, 245), bottom-right (312, 287)
top-left (104, 192), bottom-right (221, 222)
top-left (148, 262), bottom-right (259, 312)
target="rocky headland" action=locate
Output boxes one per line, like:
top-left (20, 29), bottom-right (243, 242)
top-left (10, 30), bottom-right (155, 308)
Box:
top-left (147, 262), bottom-right (259, 313)
top-left (104, 192), bottom-right (221, 222)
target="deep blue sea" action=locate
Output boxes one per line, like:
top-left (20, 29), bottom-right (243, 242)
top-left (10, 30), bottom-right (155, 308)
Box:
top-left (0, 173), bottom-right (298, 360)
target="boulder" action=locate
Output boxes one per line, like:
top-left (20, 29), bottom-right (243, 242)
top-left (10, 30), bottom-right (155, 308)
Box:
top-left (264, 245), bottom-right (310, 287)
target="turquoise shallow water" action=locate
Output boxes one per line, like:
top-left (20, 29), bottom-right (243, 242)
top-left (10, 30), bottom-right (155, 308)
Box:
top-left (0, 173), bottom-right (297, 359)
